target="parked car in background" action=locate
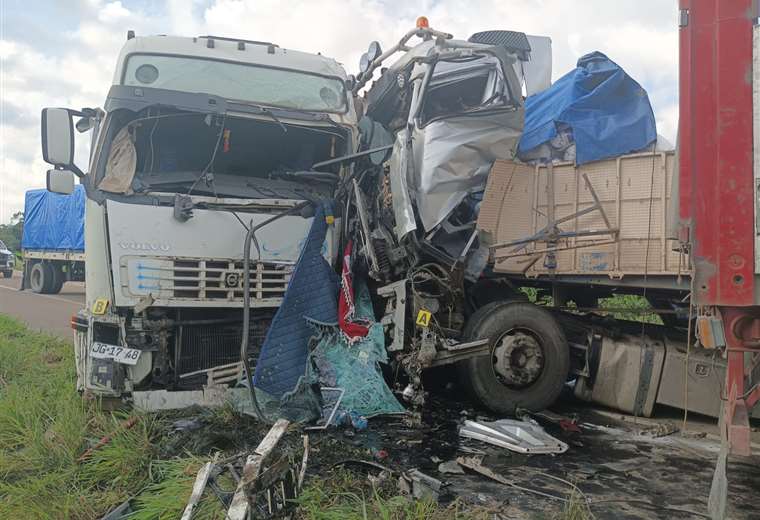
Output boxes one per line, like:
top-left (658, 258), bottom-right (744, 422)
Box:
top-left (0, 240), bottom-right (14, 278)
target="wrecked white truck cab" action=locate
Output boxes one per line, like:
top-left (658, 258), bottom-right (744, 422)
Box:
top-left (344, 24), bottom-right (564, 412)
top-left (41, 34), bottom-right (358, 405)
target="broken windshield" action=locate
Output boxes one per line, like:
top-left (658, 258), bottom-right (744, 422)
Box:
top-left (123, 54), bottom-right (348, 113)
top-left (419, 56), bottom-right (514, 126)
top-left (95, 107), bottom-right (348, 200)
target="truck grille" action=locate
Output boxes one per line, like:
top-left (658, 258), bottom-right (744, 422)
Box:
top-left (123, 256), bottom-right (294, 304)
top-left (171, 259), bottom-right (292, 300)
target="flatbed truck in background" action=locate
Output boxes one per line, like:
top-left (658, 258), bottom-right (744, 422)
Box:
top-left (20, 185), bottom-right (85, 294)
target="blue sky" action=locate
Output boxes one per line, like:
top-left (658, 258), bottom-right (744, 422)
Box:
top-left (0, 0), bottom-right (679, 222)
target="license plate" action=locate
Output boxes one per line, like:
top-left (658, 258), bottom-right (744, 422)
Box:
top-left (90, 342), bottom-right (142, 365)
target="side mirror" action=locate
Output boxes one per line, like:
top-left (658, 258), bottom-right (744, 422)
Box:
top-left (41, 108), bottom-right (75, 167)
top-left (46, 169), bottom-right (75, 195)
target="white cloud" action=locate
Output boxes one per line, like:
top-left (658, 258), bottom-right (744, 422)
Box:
top-left (0, 0), bottom-right (680, 223)
top-left (98, 1), bottom-right (131, 23)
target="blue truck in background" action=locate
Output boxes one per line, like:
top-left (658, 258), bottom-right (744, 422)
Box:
top-left (20, 185), bottom-right (85, 294)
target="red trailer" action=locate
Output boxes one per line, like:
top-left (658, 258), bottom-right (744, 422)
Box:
top-left (679, 0), bottom-right (760, 456)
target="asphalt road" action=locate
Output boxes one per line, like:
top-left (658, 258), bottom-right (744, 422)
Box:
top-left (0, 271), bottom-right (85, 338)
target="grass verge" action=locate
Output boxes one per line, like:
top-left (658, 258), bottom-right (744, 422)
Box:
top-left (0, 316), bottom-right (504, 519)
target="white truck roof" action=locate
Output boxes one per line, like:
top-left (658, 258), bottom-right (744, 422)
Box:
top-left (111, 35), bottom-right (349, 85)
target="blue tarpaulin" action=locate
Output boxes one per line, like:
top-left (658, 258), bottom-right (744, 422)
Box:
top-left (517, 51), bottom-right (657, 165)
top-left (253, 203), bottom-right (339, 397)
top-left (21, 185), bottom-right (85, 251)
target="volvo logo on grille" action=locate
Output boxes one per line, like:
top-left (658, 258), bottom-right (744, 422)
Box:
top-left (118, 241), bottom-right (170, 252)
top-left (224, 272), bottom-right (240, 288)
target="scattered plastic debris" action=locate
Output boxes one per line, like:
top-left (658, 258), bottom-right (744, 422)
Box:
top-left (459, 418), bottom-right (568, 454)
top-left (399, 469), bottom-right (447, 502)
top-left (438, 460), bottom-right (465, 475)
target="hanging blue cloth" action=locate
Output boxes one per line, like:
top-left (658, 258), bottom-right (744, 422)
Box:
top-left (518, 51), bottom-right (657, 165)
top-left (253, 203), bottom-right (339, 397)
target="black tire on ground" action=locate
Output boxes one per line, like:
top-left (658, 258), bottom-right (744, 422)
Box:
top-left (48, 265), bottom-right (64, 294)
top-left (2, 270), bottom-right (11, 278)
top-left (457, 301), bottom-right (570, 414)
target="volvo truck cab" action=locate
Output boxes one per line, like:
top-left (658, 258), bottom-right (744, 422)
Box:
top-left (41, 33), bottom-right (358, 405)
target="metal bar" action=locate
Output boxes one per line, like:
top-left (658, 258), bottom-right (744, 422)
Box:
top-left (615, 156), bottom-right (622, 270)
top-left (181, 458), bottom-right (217, 520)
top-left (494, 240), bottom-right (618, 261)
top-left (660, 153), bottom-right (668, 271)
top-left (573, 164), bottom-right (580, 269)
top-left (226, 418), bottom-right (290, 520)
top-left (546, 162), bottom-right (556, 234)
top-left (493, 229), bottom-right (617, 250)
top-left (582, 173), bottom-right (614, 232)
top-left (429, 339), bottom-right (490, 367)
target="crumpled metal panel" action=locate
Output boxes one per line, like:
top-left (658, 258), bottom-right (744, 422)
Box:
top-left (411, 109), bottom-right (523, 232)
top-left (459, 418), bottom-right (568, 454)
top-left (388, 128), bottom-right (418, 239)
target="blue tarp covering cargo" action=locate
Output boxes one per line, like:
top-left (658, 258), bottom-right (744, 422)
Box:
top-left (21, 185), bottom-right (85, 251)
top-left (517, 51), bottom-right (657, 165)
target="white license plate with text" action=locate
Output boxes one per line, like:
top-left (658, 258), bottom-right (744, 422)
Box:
top-left (90, 342), bottom-right (142, 365)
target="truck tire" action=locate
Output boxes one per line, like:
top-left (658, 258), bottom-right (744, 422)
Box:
top-left (457, 301), bottom-right (569, 414)
top-left (29, 262), bottom-right (50, 293)
top-left (48, 265), bottom-right (64, 294)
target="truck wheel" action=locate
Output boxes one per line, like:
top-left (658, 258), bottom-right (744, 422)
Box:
top-left (457, 301), bottom-right (569, 414)
top-left (48, 265), bottom-right (64, 294)
top-left (29, 262), bottom-right (50, 293)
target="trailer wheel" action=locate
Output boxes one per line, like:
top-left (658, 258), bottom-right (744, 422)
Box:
top-left (48, 265), bottom-right (64, 294)
top-left (457, 301), bottom-right (569, 414)
top-left (29, 262), bottom-right (50, 293)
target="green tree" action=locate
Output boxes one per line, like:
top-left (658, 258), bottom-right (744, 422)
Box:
top-left (0, 211), bottom-right (24, 251)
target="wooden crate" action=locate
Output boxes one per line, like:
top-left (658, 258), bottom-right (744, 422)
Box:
top-left (478, 152), bottom-right (689, 278)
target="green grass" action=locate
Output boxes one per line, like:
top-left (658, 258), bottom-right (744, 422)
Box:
top-left (521, 287), bottom-right (662, 324)
top-left (0, 315), bottom-right (228, 519)
top-left (0, 316), bottom-right (495, 519)
top-left (0, 315), bottom-right (161, 518)
top-left (293, 468), bottom-right (489, 520)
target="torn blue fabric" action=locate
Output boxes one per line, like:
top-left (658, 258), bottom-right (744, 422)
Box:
top-left (517, 51), bottom-right (657, 165)
top-left (253, 203), bottom-right (339, 397)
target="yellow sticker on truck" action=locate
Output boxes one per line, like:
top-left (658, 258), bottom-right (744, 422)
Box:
top-left (416, 309), bottom-right (432, 327)
top-left (91, 299), bottom-right (109, 315)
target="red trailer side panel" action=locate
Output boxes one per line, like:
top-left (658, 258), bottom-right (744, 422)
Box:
top-left (679, 0), bottom-right (755, 306)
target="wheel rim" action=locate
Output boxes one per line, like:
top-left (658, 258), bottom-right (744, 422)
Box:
top-left (492, 328), bottom-right (545, 389)
top-left (31, 265), bottom-right (42, 289)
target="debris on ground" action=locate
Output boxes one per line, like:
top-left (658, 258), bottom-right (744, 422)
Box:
top-left (399, 469), bottom-right (447, 502)
top-left (640, 420), bottom-right (680, 438)
top-left (438, 460), bottom-right (465, 475)
top-left (181, 455), bottom-right (217, 520)
top-left (459, 417), bottom-right (568, 454)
